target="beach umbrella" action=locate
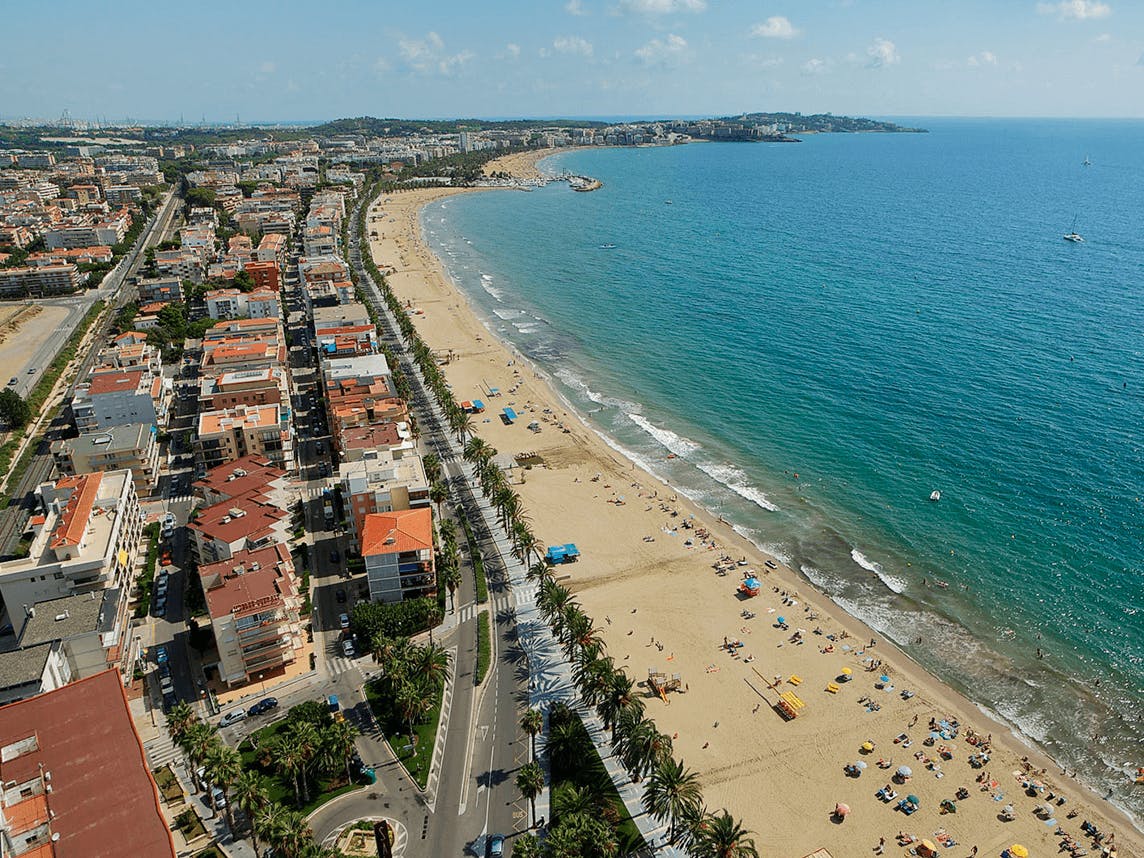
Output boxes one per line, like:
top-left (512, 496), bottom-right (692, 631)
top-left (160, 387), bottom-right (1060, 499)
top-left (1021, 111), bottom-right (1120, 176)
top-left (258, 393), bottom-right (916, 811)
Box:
top-left (919, 840), bottom-right (938, 857)
top-left (1009, 846), bottom-right (1028, 858)
top-left (861, 741), bottom-right (874, 752)
top-left (841, 667), bottom-right (853, 675)
top-left (880, 674), bottom-right (891, 683)
top-left (855, 760), bottom-right (867, 770)
top-left (897, 765), bottom-right (913, 778)
top-left (777, 616), bottom-right (786, 624)
top-left (906, 794), bottom-right (920, 806)
top-left (834, 802), bottom-right (850, 817)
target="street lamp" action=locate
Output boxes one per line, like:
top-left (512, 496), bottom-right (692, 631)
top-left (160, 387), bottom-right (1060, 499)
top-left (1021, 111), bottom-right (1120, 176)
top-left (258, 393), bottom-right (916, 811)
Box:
top-left (258, 673), bottom-right (265, 696)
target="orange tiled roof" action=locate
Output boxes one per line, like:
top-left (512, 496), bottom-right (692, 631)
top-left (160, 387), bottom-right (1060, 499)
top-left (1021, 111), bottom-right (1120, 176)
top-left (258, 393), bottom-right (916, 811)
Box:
top-left (361, 508), bottom-right (433, 556)
top-left (50, 472), bottom-right (102, 549)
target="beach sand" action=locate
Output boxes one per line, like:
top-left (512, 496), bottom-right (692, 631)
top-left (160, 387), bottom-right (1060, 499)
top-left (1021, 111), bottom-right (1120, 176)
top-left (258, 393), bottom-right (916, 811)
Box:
top-left (366, 149), bottom-right (1140, 858)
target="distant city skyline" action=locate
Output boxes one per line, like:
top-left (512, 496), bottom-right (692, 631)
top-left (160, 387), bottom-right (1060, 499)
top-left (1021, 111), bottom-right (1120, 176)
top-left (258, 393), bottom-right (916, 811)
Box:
top-left (2, 0), bottom-right (1143, 122)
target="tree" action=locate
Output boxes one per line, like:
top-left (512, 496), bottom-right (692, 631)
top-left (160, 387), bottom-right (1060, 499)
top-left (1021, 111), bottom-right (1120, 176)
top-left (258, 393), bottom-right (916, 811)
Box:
top-left (203, 742), bottom-right (243, 830)
top-left (185, 187), bottom-right (216, 208)
top-left (543, 705), bottom-right (584, 773)
top-left (442, 564), bottom-right (462, 613)
top-left (691, 810), bottom-right (759, 858)
top-left (0, 390), bottom-right (30, 430)
top-left (515, 761), bottom-right (544, 828)
top-left (181, 721), bottom-right (218, 793)
top-left (232, 269), bottom-right (255, 292)
top-left (643, 757), bottom-right (703, 846)
top-left (231, 770), bottom-right (268, 851)
top-left (615, 716), bottom-right (670, 782)
top-left (413, 641), bottom-right (452, 693)
top-left (598, 669), bottom-right (641, 743)
top-left (520, 708), bottom-right (543, 761)
top-left (253, 799), bottom-right (290, 853)
top-left (511, 832), bottom-right (543, 858)
top-left (165, 701), bottom-right (197, 744)
top-left (324, 718), bottom-right (360, 785)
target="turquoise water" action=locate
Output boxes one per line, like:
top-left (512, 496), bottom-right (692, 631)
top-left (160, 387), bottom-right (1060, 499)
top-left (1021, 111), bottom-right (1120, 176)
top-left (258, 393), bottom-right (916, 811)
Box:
top-left (419, 120), bottom-right (1144, 823)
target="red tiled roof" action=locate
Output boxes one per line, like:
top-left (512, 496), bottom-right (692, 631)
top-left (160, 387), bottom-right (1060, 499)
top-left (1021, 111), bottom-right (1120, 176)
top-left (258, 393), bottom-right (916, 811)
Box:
top-left (203, 543), bottom-right (297, 619)
top-left (50, 472), bottom-right (101, 550)
top-left (0, 671), bottom-right (176, 858)
top-left (193, 455), bottom-right (283, 501)
top-left (188, 498), bottom-right (285, 545)
top-left (362, 508), bottom-right (433, 556)
top-left (87, 369), bottom-right (143, 396)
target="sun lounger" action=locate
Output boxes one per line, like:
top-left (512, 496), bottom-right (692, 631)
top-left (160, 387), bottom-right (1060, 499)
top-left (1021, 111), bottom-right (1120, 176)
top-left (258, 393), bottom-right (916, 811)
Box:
top-left (788, 674), bottom-right (802, 685)
top-left (826, 682), bottom-right (840, 693)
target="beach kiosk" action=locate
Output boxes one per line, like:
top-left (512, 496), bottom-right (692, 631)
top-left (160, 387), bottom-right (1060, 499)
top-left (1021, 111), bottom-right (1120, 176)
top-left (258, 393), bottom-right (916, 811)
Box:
top-left (471, 399), bottom-right (485, 413)
top-left (738, 576), bottom-right (761, 598)
top-left (545, 544), bottom-right (581, 565)
top-left (501, 407), bottom-right (517, 425)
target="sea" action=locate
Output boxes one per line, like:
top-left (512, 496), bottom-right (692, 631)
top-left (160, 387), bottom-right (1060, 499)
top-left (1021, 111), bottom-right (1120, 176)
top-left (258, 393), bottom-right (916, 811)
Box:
top-left (418, 119), bottom-right (1144, 826)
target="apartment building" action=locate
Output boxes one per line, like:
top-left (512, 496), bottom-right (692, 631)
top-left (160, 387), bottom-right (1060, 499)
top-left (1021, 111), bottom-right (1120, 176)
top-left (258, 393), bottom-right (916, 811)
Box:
top-left (195, 403), bottom-right (294, 473)
top-left (71, 368), bottom-right (165, 432)
top-left (244, 259), bottom-right (280, 291)
top-left (256, 232), bottom-right (287, 267)
top-left (198, 367), bottom-right (289, 413)
top-left (202, 543), bottom-right (304, 688)
top-left (51, 422), bottom-right (160, 497)
top-left (192, 455), bottom-right (290, 509)
top-left (0, 264), bottom-right (80, 298)
top-left (187, 496), bottom-right (289, 565)
top-left (204, 288), bottom-right (280, 320)
top-left (361, 508), bottom-right (436, 604)
top-left (0, 670), bottom-right (176, 858)
top-left (136, 275), bottom-right (182, 303)
top-left (0, 471), bottom-right (141, 616)
top-left (153, 249), bottom-right (205, 282)
top-left (339, 448), bottom-right (430, 551)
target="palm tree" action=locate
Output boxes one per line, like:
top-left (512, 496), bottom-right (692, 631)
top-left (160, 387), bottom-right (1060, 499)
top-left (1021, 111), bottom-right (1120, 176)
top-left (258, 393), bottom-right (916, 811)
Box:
top-left (231, 770), bottom-right (268, 850)
top-left (619, 717), bottom-right (671, 782)
top-left (165, 701), bottom-right (197, 743)
top-left (430, 481), bottom-right (448, 517)
top-left (643, 757), bottom-right (703, 845)
top-left (181, 721), bottom-right (218, 793)
top-left (575, 655), bottom-right (615, 709)
top-left (513, 521), bottom-right (541, 566)
top-left (553, 782), bottom-right (599, 818)
top-left (511, 832), bottom-right (543, 858)
top-left (526, 560), bottom-right (552, 584)
top-left (442, 564), bottom-right (462, 612)
top-left (414, 641), bottom-right (452, 693)
top-left (287, 721), bottom-right (320, 804)
top-left (395, 678), bottom-right (431, 746)
top-left (515, 760), bottom-right (544, 828)
top-left (691, 810), bottom-right (759, 858)
top-left (597, 670), bottom-right (640, 742)
top-left (254, 802), bottom-right (290, 855)
top-left (455, 411), bottom-right (474, 443)
top-left (537, 580), bottom-right (571, 627)
top-left (203, 742), bottom-right (243, 829)
top-left (520, 708), bottom-right (543, 760)
top-left (324, 719), bottom-right (360, 785)
top-left (463, 436), bottom-right (494, 464)
top-left (277, 809), bottom-right (315, 858)
top-left (543, 706), bottom-right (584, 773)
top-left (561, 607), bottom-right (603, 660)
top-left (422, 451), bottom-right (442, 484)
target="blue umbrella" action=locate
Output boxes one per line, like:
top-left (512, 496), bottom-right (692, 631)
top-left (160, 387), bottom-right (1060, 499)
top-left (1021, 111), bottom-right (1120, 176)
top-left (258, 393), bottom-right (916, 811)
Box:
top-left (777, 616), bottom-right (786, 624)
top-left (880, 675), bottom-right (891, 683)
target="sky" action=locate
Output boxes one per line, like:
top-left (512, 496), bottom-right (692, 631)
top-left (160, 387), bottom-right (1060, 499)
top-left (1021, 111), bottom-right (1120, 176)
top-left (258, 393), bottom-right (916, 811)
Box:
top-left (2, 0), bottom-right (1143, 123)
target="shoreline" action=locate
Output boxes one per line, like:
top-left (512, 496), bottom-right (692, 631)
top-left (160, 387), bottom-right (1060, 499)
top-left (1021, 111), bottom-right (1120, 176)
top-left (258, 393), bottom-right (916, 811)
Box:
top-left (366, 148), bottom-right (1141, 856)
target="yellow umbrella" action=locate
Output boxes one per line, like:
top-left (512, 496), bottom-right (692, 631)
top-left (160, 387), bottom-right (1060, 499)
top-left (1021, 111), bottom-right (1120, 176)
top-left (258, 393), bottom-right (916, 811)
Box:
top-left (1009, 846), bottom-right (1029, 858)
top-left (918, 840), bottom-right (938, 857)
top-left (841, 667), bottom-right (853, 675)
top-left (861, 741), bottom-right (875, 752)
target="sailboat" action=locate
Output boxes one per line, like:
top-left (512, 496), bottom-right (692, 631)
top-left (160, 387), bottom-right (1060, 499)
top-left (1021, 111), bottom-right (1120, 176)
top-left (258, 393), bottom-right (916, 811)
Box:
top-left (1063, 216), bottom-right (1084, 243)
top-left (1082, 155), bottom-right (1092, 167)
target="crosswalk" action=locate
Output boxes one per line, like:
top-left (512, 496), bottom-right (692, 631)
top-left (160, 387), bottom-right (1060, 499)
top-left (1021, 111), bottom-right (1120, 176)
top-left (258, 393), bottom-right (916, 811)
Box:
top-left (164, 494), bottom-right (194, 505)
top-left (326, 653), bottom-right (363, 678)
top-left (143, 724), bottom-right (182, 771)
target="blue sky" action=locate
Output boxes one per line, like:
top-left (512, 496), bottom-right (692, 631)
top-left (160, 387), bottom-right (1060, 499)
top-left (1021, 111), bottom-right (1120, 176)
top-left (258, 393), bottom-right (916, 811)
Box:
top-left (2, 0), bottom-right (1142, 122)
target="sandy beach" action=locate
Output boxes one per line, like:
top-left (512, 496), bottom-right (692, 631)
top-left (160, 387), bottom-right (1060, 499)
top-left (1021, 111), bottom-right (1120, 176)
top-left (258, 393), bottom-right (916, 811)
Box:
top-left (366, 149), bottom-right (1140, 858)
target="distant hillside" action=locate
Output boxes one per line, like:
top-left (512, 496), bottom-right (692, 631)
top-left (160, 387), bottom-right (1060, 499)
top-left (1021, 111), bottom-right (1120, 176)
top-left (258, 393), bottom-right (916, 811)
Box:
top-left (309, 117), bottom-right (609, 137)
top-left (728, 112), bottom-right (926, 133)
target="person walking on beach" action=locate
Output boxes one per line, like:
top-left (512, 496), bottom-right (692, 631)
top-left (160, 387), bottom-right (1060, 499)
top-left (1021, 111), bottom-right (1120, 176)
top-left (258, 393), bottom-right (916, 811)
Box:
top-left (875, 836), bottom-right (885, 854)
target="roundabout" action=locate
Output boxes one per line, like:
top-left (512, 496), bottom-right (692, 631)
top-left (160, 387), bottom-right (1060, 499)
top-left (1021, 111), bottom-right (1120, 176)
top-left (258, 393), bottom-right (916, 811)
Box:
top-left (322, 816), bottom-right (408, 857)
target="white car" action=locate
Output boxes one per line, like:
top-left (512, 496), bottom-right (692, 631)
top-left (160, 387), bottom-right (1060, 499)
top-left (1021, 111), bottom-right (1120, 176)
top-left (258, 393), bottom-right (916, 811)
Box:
top-left (218, 709), bottom-right (247, 728)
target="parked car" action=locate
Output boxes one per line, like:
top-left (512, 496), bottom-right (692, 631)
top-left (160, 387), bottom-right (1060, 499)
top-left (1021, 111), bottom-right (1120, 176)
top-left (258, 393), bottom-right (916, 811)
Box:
top-left (218, 709), bottom-right (247, 728)
top-left (338, 612), bottom-right (350, 630)
top-left (155, 645), bottom-right (169, 664)
top-left (335, 588), bottom-right (346, 603)
top-left (158, 661), bottom-right (171, 679)
top-left (210, 787), bottom-right (227, 811)
top-left (162, 691), bottom-right (178, 710)
top-left (488, 834), bottom-right (505, 857)
top-left (329, 549), bottom-right (340, 563)
top-left (247, 697), bottom-right (279, 717)
top-left (159, 676), bottom-right (174, 695)
top-left (342, 639), bottom-right (356, 658)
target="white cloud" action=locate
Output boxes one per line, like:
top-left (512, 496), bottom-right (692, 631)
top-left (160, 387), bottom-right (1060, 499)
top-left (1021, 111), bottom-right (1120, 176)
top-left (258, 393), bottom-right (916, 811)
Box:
top-left (967, 50), bottom-right (997, 67)
top-left (635, 33), bottom-right (688, 65)
top-left (866, 37), bottom-right (900, 68)
top-left (751, 16), bottom-right (798, 39)
top-left (1093, 32), bottom-right (1111, 41)
top-left (1138, 52), bottom-right (1144, 66)
top-left (553, 35), bottom-right (594, 56)
top-left (259, 61), bottom-right (276, 74)
top-left (500, 43), bottom-right (521, 59)
top-left (1037, 0), bottom-right (1111, 20)
top-left (802, 57), bottom-right (828, 75)
top-left (566, 0), bottom-right (587, 14)
top-left (619, 0), bottom-right (706, 14)
top-left (398, 32), bottom-right (474, 76)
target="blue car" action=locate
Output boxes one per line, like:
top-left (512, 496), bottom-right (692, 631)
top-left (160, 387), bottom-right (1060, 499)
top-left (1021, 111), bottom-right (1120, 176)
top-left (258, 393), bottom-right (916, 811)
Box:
top-left (155, 645), bottom-right (169, 665)
top-left (488, 834), bottom-right (504, 857)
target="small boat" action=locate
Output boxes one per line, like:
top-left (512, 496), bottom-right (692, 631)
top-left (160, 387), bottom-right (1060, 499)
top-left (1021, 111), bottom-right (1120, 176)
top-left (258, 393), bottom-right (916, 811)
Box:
top-left (599, 243), bottom-right (617, 249)
top-left (664, 200), bottom-right (673, 205)
top-left (765, 560), bottom-right (778, 570)
top-left (1064, 215), bottom-right (1084, 243)
top-left (929, 490), bottom-right (941, 502)
top-left (1083, 155), bottom-right (1091, 167)
top-left (933, 580), bottom-right (950, 589)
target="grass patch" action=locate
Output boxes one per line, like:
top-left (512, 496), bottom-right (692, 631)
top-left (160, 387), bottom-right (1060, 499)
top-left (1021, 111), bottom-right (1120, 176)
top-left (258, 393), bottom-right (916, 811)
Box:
top-left (134, 523), bottom-right (159, 617)
top-left (175, 808), bottom-right (208, 842)
top-left (475, 610), bottom-right (491, 686)
top-left (364, 678), bottom-right (443, 790)
top-left (152, 764), bottom-right (184, 803)
top-left (549, 705), bottom-right (646, 855)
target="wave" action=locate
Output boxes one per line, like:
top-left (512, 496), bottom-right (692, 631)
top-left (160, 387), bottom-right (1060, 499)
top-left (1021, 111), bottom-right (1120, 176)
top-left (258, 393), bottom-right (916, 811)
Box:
top-left (625, 412), bottom-right (702, 457)
top-left (851, 548), bottom-right (907, 594)
top-left (693, 460), bottom-right (779, 512)
top-left (553, 367), bottom-right (641, 412)
top-left (492, 308), bottom-right (523, 320)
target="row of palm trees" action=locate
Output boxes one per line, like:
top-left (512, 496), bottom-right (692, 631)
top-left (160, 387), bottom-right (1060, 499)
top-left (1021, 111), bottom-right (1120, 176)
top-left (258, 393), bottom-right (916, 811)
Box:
top-left (531, 565), bottom-right (760, 857)
top-left (166, 702), bottom-right (353, 857)
top-left (464, 436), bottom-right (543, 567)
